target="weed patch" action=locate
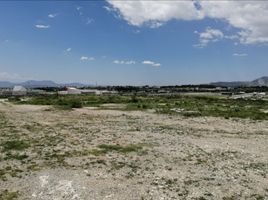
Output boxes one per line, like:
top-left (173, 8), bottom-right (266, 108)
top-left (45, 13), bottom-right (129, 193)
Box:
top-left (0, 190), bottom-right (18, 200)
top-left (1, 140), bottom-right (29, 151)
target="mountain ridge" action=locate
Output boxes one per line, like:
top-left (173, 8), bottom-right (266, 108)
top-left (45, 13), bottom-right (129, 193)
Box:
top-left (0, 77), bottom-right (268, 88)
top-left (0, 80), bottom-right (90, 88)
top-left (211, 76), bottom-right (268, 87)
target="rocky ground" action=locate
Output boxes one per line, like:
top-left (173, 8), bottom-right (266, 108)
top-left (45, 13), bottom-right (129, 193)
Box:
top-left (0, 101), bottom-right (267, 200)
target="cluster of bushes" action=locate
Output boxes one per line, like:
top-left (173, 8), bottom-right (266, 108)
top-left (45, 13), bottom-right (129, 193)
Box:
top-left (12, 95), bottom-right (83, 109)
top-left (158, 96), bottom-right (268, 120)
top-left (56, 98), bottom-right (83, 109)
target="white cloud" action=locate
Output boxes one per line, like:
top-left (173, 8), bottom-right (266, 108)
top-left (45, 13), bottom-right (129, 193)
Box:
top-left (194, 27), bottom-right (224, 48)
top-left (106, 1), bottom-right (268, 45)
top-left (48, 13), bottom-right (58, 18)
top-left (0, 72), bottom-right (22, 81)
top-left (64, 48), bottom-right (72, 54)
top-left (225, 35), bottom-right (239, 40)
top-left (80, 56), bottom-right (95, 61)
top-left (134, 30), bottom-right (141, 34)
top-left (35, 24), bottom-right (50, 29)
top-left (113, 60), bottom-right (136, 65)
top-left (149, 21), bottom-right (163, 29)
top-left (113, 60), bottom-right (121, 64)
top-left (142, 61), bottom-right (154, 65)
top-left (125, 60), bottom-right (136, 65)
top-left (142, 60), bottom-right (161, 67)
top-left (201, 1), bottom-right (268, 45)
top-left (106, 1), bottom-right (203, 26)
top-left (153, 63), bottom-right (161, 67)
top-left (76, 6), bottom-right (83, 16)
top-left (103, 6), bottom-right (114, 13)
top-left (233, 53), bottom-right (248, 57)
top-left (86, 18), bottom-right (94, 25)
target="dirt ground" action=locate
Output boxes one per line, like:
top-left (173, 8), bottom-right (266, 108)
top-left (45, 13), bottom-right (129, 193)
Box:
top-left (0, 102), bottom-right (267, 200)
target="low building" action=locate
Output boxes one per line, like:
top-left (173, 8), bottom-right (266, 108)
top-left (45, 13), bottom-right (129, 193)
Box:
top-left (58, 91), bottom-right (68, 95)
top-left (58, 87), bottom-right (82, 95)
top-left (66, 87), bottom-right (81, 95)
top-left (80, 89), bottom-right (101, 95)
top-left (12, 86), bottom-right (27, 96)
top-left (80, 89), bottom-right (118, 95)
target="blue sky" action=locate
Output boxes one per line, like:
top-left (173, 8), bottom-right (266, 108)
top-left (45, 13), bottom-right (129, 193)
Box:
top-left (0, 1), bottom-right (267, 85)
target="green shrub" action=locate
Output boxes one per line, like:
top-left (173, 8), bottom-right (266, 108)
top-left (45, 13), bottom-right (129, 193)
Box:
top-left (0, 190), bottom-right (18, 200)
top-left (2, 140), bottom-right (29, 151)
top-left (69, 100), bottom-right (83, 108)
top-left (130, 95), bottom-right (139, 103)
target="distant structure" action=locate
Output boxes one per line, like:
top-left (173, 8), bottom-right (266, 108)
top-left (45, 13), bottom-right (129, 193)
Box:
top-left (58, 87), bottom-right (81, 95)
top-left (58, 90), bottom-right (68, 95)
top-left (230, 92), bottom-right (267, 99)
top-left (12, 86), bottom-right (27, 96)
top-left (81, 89), bottom-right (102, 95)
top-left (80, 89), bottom-right (117, 95)
top-left (58, 87), bottom-right (117, 95)
top-left (66, 87), bottom-right (82, 95)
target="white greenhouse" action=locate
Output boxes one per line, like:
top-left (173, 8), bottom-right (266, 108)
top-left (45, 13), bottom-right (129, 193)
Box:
top-left (12, 86), bottom-right (27, 96)
top-left (66, 87), bottom-right (81, 95)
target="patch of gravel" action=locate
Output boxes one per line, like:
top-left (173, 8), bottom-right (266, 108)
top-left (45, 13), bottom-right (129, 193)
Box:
top-left (0, 103), bottom-right (267, 200)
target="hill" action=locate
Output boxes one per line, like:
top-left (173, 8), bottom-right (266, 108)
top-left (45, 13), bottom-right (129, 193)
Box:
top-left (211, 76), bottom-right (268, 87)
top-left (0, 80), bottom-right (88, 88)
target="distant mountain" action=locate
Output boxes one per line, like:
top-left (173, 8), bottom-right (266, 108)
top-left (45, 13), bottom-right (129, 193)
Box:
top-left (210, 81), bottom-right (248, 87)
top-left (21, 80), bottom-right (59, 88)
top-left (211, 76), bottom-right (268, 87)
top-left (250, 77), bottom-right (268, 86)
top-left (0, 80), bottom-right (89, 88)
top-left (1, 77), bottom-right (268, 88)
top-left (62, 82), bottom-right (88, 88)
top-left (0, 81), bottom-right (16, 88)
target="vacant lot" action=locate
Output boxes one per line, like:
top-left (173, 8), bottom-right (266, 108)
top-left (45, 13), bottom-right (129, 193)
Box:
top-left (0, 99), bottom-right (267, 200)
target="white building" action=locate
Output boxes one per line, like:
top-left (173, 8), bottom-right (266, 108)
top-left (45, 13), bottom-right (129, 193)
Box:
top-left (12, 86), bottom-right (27, 96)
top-left (66, 87), bottom-right (81, 95)
top-left (58, 91), bottom-right (68, 95)
top-left (81, 89), bottom-right (102, 95)
top-left (58, 87), bottom-right (118, 95)
top-left (80, 89), bottom-right (117, 95)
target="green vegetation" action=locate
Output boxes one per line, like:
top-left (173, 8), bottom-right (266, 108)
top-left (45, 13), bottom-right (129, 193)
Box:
top-left (84, 144), bottom-right (144, 156)
top-left (0, 169), bottom-right (6, 181)
top-left (35, 143), bottom-right (147, 167)
top-left (1, 140), bottom-right (29, 151)
top-left (9, 94), bottom-right (268, 120)
top-left (12, 95), bottom-right (131, 110)
top-left (4, 152), bottom-right (29, 160)
top-left (21, 95), bottom-right (84, 109)
top-left (128, 95), bottom-right (268, 120)
top-left (0, 190), bottom-right (18, 200)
